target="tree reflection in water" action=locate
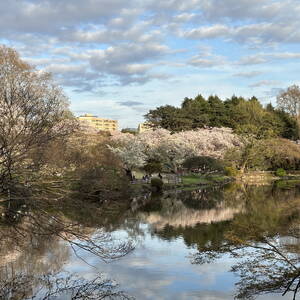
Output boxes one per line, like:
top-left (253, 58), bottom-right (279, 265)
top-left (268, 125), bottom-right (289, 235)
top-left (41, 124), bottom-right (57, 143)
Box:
top-left (188, 184), bottom-right (300, 299)
top-left (2, 182), bottom-right (300, 299)
top-left (132, 184), bottom-right (300, 299)
top-left (0, 272), bottom-right (132, 299)
top-left (0, 185), bottom-right (133, 300)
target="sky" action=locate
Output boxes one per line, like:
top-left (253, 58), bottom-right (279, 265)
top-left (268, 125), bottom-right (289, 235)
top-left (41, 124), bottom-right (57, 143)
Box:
top-left (1, 0), bottom-right (300, 128)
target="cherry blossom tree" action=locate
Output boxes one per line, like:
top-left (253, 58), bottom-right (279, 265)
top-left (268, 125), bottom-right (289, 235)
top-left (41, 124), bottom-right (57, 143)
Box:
top-left (109, 132), bottom-right (147, 178)
top-left (109, 127), bottom-right (241, 173)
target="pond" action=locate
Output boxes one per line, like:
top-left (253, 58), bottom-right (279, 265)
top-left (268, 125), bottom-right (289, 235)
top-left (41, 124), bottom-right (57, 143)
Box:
top-left (1, 182), bottom-right (300, 299)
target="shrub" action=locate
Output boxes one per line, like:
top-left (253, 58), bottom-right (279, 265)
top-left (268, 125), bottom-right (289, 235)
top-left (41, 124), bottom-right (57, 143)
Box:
top-left (275, 168), bottom-right (286, 177)
top-left (182, 156), bottom-right (224, 174)
top-left (144, 159), bottom-right (163, 174)
top-left (224, 166), bottom-right (239, 177)
top-left (228, 138), bottom-right (300, 172)
top-left (76, 166), bottom-right (130, 202)
top-left (150, 177), bottom-right (164, 192)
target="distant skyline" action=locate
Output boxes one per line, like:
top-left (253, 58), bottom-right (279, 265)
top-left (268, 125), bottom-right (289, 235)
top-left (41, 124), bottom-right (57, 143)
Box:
top-left (1, 0), bottom-right (300, 128)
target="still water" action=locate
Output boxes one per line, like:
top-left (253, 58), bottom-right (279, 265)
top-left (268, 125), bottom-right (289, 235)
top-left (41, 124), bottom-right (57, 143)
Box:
top-left (1, 183), bottom-right (300, 299)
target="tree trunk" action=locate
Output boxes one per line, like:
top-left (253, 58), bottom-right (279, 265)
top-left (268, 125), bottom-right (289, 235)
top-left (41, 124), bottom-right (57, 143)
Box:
top-left (240, 160), bottom-right (248, 174)
top-left (124, 168), bottom-right (133, 181)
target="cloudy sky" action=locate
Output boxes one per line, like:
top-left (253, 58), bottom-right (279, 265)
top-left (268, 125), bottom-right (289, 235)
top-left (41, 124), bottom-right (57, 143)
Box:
top-left (1, 0), bottom-right (300, 128)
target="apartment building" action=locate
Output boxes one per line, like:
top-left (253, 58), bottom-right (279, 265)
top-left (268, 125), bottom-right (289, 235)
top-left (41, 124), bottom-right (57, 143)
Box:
top-left (78, 114), bottom-right (118, 132)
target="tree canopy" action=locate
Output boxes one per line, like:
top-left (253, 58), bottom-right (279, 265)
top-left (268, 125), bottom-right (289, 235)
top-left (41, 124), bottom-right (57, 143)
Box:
top-left (182, 156), bottom-right (224, 173)
top-left (145, 94), bottom-right (298, 139)
top-left (0, 45), bottom-right (75, 189)
top-left (109, 127), bottom-right (240, 173)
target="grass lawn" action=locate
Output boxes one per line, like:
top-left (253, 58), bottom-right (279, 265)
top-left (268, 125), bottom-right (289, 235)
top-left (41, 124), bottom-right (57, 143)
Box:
top-left (275, 179), bottom-right (300, 189)
top-left (130, 171), bottom-right (230, 187)
top-left (181, 174), bottom-right (210, 185)
top-left (181, 174), bottom-right (230, 186)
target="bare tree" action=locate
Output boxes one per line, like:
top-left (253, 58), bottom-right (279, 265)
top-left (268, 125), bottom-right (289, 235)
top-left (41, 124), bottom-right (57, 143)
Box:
top-left (0, 186), bottom-right (134, 300)
top-left (0, 45), bottom-right (74, 190)
top-left (277, 85), bottom-right (300, 119)
top-left (0, 272), bottom-right (133, 300)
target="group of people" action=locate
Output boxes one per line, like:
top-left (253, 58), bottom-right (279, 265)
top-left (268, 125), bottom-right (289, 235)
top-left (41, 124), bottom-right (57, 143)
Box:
top-left (129, 173), bottom-right (164, 184)
top-left (142, 174), bottom-right (152, 182)
top-left (141, 173), bottom-right (163, 183)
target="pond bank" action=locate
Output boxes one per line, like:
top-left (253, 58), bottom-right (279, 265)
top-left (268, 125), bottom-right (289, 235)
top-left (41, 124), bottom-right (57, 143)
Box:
top-left (130, 174), bottom-right (234, 195)
top-left (237, 171), bottom-right (300, 186)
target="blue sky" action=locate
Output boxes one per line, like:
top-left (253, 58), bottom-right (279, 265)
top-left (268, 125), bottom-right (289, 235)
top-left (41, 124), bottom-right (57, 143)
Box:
top-left (1, 0), bottom-right (300, 128)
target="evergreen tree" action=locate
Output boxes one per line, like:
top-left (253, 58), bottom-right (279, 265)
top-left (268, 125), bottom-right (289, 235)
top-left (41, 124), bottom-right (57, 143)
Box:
top-left (144, 93), bottom-right (298, 139)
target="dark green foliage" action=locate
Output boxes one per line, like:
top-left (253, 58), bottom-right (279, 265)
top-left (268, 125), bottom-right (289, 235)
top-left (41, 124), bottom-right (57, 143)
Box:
top-left (274, 110), bottom-right (299, 139)
top-left (259, 139), bottom-right (300, 170)
top-left (180, 95), bottom-right (210, 128)
top-left (145, 105), bottom-right (192, 132)
top-left (275, 168), bottom-right (286, 177)
top-left (275, 179), bottom-right (300, 189)
top-left (224, 166), bottom-right (239, 177)
top-left (225, 138), bottom-right (300, 172)
top-left (76, 166), bottom-right (130, 202)
top-left (143, 159), bottom-right (163, 174)
top-left (121, 128), bottom-right (137, 135)
top-left (140, 197), bottom-right (163, 212)
top-left (145, 94), bottom-right (298, 139)
top-left (182, 156), bottom-right (224, 174)
top-left (207, 95), bottom-right (227, 127)
top-left (150, 177), bottom-right (164, 192)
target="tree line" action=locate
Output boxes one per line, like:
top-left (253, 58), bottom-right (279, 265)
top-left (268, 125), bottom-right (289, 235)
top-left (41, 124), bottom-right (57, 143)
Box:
top-left (1, 43), bottom-right (300, 192)
top-left (145, 93), bottom-right (299, 140)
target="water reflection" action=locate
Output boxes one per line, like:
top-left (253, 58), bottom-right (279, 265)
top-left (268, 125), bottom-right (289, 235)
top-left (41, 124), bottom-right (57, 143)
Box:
top-left (188, 185), bottom-right (300, 299)
top-left (1, 182), bottom-right (300, 299)
top-left (111, 183), bottom-right (300, 299)
top-left (0, 191), bottom-right (133, 299)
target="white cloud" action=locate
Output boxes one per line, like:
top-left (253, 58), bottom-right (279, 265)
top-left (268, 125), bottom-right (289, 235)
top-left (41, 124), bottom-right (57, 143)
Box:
top-left (183, 22), bottom-right (300, 46)
top-left (183, 25), bottom-right (230, 39)
top-left (0, 0), bottom-right (137, 34)
top-left (238, 55), bottom-right (268, 65)
top-left (233, 71), bottom-right (263, 78)
top-left (197, 0), bottom-right (300, 23)
top-left (188, 55), bottom-right (226, 68)
top-left (271, 52), bottom-right (300, 59)
top-left (1, 0), bottom-right (299, 126)
top-left (249, 80), bottom-right (280, 88)
top-left (238, 52), bottom-right (300, 65)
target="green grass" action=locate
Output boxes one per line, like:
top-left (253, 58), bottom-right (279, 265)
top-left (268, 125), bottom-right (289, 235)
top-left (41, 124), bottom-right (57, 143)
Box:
top-left (182, 174), bottom-right (209, 185)
top-left (181, 174), bottom-right (230, 186)
top-left (275, 179), bottom-right (300, 189)
top-left (130, 172), bottom-right (231, 188)
top-left (208, 175), bottom-right (228, 182)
